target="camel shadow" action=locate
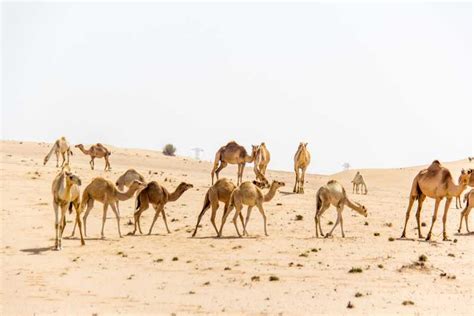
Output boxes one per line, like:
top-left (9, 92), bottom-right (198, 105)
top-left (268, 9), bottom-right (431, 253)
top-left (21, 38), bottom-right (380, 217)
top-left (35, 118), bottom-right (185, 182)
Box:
top-left (454, 232), bottom-right (474, 237)
top-left (190, 235), bottom-right (257, 240)
top-left (279, 191), bottom-right (297, 196)
top-left (63, 236), bottom-right (104, 241)
top-left (20, 246), bottom-right (53, 255)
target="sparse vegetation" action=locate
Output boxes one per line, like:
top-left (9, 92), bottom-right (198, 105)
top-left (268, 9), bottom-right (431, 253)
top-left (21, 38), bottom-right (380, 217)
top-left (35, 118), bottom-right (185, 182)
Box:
top-left (377, 264), bottom-right (384, 269)
top-left (269, 275), bottom-right (279, 281)
top-left (328, 221), bottom-right (334, 225)
top-left (355, 292), bottom-right (363, 298)
top-left (388, 237), bottom-right (395, 241)
top-left (418, 254), bottom-right (427, 262)
top-left (172, 257), bottom-right (179, 261)
top-left (163, 144), bottom-right (177, 156)
top-left (349, 267), bottom-right (363, 273)
top-left (251, 276), bottom-right (260, 282)
top-left (295, 215), bottom-right (303, 221)
top-left (402, 300), bottom-right (415, 306)
top-left (374, 232), bottom-right (380, 236)
top-left (347, 301), bottom-right (354, 309)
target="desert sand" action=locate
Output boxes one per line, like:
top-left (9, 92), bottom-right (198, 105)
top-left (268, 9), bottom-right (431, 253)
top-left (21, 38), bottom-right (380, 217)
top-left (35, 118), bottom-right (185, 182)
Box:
top-left (1, 140), bottom-right (473, 315)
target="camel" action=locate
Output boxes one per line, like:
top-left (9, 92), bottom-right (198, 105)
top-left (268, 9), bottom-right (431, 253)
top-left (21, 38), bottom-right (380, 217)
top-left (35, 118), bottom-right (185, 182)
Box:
top-left (455, 169), bottom-right (467, 209)
top-left (75, 143), bottom-right (112, 171)
top-left (293, 142), bottom-right (311, 193)
top-left (218, 180), bottom-right (285, 237)
top-left (351, 171), bottom-right (368, 195)
top-left (253, 142), bottom-right (271, 188)
top-left (400, 160), bottom-right (472, 241)
top-left (211, 141), bottom-right (258, 186)
top-left (314, 180), bottom-right (367, 238)
top-left (116, 169), bottom-right (146, 191)
top-left (133, 181), bottom-right (193, 235)
top-left (72, 178), bottom-right (145, 238)
top-left (458, 189), bottom-right (474, 233)
top-left (44, 137), bottom-right (73, 167)
top-left (51, 166), bottom-right (84, 249)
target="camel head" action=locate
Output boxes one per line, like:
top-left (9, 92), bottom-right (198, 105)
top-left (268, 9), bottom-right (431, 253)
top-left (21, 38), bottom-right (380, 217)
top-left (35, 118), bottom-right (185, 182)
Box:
top-left (251, 145), bottom-right (259, 158)
top-left (177, 182), bottom-right (194, 192)
top-left (459, 169), bottom-right (472, 185)
top-left (270, 180), bottom-right (285, 190)
top-left (354, 202), bottom-right (368, 217)
top-left (75, 144), bottom-right (84, 149)
top-left (64, 171), bottom-right (81, 186)
top-left (129, 180), bottom-right (146, 190)
top-left (252, 180), bottom-right (267, 189)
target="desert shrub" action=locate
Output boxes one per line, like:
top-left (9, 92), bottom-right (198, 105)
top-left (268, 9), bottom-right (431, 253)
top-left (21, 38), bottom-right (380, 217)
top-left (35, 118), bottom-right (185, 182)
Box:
top-left (163, 144), bottom-right (177, 156)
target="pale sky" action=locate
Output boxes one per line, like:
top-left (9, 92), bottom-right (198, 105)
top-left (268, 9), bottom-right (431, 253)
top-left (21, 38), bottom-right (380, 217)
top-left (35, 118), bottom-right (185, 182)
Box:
top-left (1, 2), bottom-right (472, 174)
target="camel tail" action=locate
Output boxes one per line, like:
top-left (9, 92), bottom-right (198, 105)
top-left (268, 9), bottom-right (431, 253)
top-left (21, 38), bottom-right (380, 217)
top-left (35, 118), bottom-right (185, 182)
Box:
top-left (201, 191), bottom-right (211, 213)
top-left (68, 202), bottom-right (73, 214)
top-left (211, 149), bottom-right (222, 184)
top-left (79, 190), bottom-right (91, 214)
top-left (43, 141), bottom-right (58, 165)
top-left (316, 191), bottom-right (322, 213)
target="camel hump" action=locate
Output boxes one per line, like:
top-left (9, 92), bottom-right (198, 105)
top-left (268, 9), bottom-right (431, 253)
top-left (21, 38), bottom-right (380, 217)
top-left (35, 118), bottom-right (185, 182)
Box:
top-left (225, 141), bottom-right (239, 147)
top-left (428, 160), bottom-right (441, 170)
top-left (327, 179), bottom-right (338, 185)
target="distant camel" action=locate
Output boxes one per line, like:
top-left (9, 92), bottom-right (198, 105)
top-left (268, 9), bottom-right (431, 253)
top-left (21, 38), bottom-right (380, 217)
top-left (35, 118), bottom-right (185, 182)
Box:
top-left (400, 160), bottom-right (471, 241)
top-left (455, 169), bottom-right (467, 209)
top-left (468, 157), bottom-right (473, 162)
top-left (315, 180), bottom-right (368, 238)
top-left (218, 180), bottom-right (285, 237)
top-left (51, 166), bottom-right (84, 249)
top-left (211, 141), bottom-right (258, 185)
top-left (75, 143), bottom-right (112, 171)
top-left (133, 181), bottom-right (193, 235)
top-left (116, 169), bottom-right (146, 191)
top-left (253, 142), bottom-right (271, 188)
top-left (44, 137), bottom-right (73, 167)
top-left (351, 171), bottom-right (368, 195)
top-left (458, 189), bottom-right (474, 233)
top-left (293, 142), bottom-right (311, 193)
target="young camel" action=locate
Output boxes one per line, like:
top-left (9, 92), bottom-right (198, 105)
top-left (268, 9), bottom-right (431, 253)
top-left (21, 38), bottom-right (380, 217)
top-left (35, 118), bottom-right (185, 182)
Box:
top-left (218, 180), bottom-right (285, 238)
top-left (44, 137), bottom-right (73, 167)
top-left (351, 171), bottom-right (368, 195)
top-left (211, 141), bottom-right (258, 185)
top-left (75, 143), bottom-right (112, 171)
top-left (315, 180), bottom-right (368, 238)
top-left (293, 142), bottom-right (311, 194)
top-left (116, 169), bottom-right (146, 191)
top-left (133, 181), bottom-right (193, 235)
top-left (253, 142), bottom-right (271, 188)
top-left (455, 169), bottom-right (466, 209)
top-left (51, 167), bottom-right (84, 249)
top-left (458, 189), bottom-right (474, 233)
top-left (400, 160), bottom-right (472, 241)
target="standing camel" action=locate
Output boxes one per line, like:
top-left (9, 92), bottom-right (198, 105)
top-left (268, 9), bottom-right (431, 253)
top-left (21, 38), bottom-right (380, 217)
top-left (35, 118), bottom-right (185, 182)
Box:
top-left (293, 142), bottom-right (311, 193)
top-left (133, 181), bottom-right (193, 235)
top-left (351, 171), bottom-right (368, 195)
top-left (455, 169), bottom-right (467, 209)
top-left (218, 180), bottom-right (285, 237)
top-left (458, 189), bottom-right (474, 233)
top-left (75, 143), bottom-right (112, 171)
top-left (253, 142), bottom-right (271, 188)
top-left (400, 160), bottom-right (471, 241)
top-left (116, 169), bottom-right (146, 191)
top-left (44, 137), bottom-right (73, 167)
top-left (315, 180), bottom-right (368, 238)
top-left (211, 141), bottom-right (258, 185)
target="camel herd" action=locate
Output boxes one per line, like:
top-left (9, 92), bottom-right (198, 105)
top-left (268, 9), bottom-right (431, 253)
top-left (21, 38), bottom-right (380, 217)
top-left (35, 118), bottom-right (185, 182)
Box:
top-left (44, 137), bottom-right (474, 250)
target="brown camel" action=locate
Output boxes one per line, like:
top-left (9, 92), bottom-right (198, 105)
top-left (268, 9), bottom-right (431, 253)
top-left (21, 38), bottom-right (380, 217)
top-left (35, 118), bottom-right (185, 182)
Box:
top-left (75, 143), bottom-right (112, 171)
top-left (455, 169), bottom-right (467, 209)
top-left (211, 141), bottom-right (258, 185)
top-left (51, 166), bottom-right (84, 249)
top-left (116, 169), bottom-right (146, 191)
top-left (218, 180), bottom-right (285, 237)
top-left (400, 160), bottom-right (472, 241)
top-left (315, 180), bottom-right (368, 238)
top-left (293, 142), bottom-right (311, 193)
top-left (458, 189), bottom-right (474, 233)
top-left (44, 137), bottom-right (73, 167)
top-left (253, 142), bottom-right (271, 188)
top-left (133, 181), bottom-right (193, 235)
top-left (351, 171), bottom-right (368, 195)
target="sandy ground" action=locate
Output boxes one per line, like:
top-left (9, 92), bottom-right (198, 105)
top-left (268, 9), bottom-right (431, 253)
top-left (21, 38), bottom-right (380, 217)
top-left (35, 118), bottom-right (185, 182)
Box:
top-left (1, 140), bottom-right (473, 315)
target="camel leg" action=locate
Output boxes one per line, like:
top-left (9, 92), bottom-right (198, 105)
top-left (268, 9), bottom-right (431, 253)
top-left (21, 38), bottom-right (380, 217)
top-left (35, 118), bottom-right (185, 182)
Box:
top-left (132, 209), bottom-right (144, 235)
top-left (232, 204), bottom-right (243, 238)
top-left (293, 168), bottom-right (300, 193)
top-left (465, 206), bottom-right (472, 233)
top-left (339, 206), bottom-right (345, 238)
top-left (89, 157), bottom-right (95, 170)
top-left (101, 203), bottom-right (109, 239)
top-left (58, 204), bottom-right (67, 250)
top-left (61, 213), bottom-right (67, 235)
top-left (218, 203), bottom-right (234, 237)
top-left (148, 204), bottom-right (163, 235)
top-left (110, 202), bottom-right (122, 238)
top-left (191, 200), bottom-right (212, 237)
top-left (458, 205), bottom-right (466, 233)
top-left (53, 202), bottom-right (60, 250)
top-left (299, 167), bottom-right (307, 193)
top-left (60, 152), bottom-right (66, 167)
top-left (256, 203), bottom-right (268, 236)
top-left (415, 194), bottom-right (426, 239)
top-left (401, 195), bottom-right (416, 238)
top-left (159, 206), bottom-right (171, 234)
top-left (74, 201), bottom-right (85, 246)
top-left (316, 203), bottom-right (330, 237)
top-left (55, 152), bottom-right (59, 168)
top-left (243, 206), bottom-right (253, 236)
top-left (82, 200), bottom-right (94, 237)
top-left (426, 198), bottom-right (441, 241)
top-left (352, 183), bottom-right (355, 194)
top-left (326, 204), bottom-right (343, 238)
top-left (441, 197), bottom-right (452, 241)
top-left (214, 161), bottom-right (228, 183)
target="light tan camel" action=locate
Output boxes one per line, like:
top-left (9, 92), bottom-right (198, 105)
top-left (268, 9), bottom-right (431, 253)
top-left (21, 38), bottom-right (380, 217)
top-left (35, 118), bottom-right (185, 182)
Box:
top-left (116, 169), bottom-right (146, 191)
top-left (44, 137), bottom-right (73, 167)
top-left (455, 169), bottom-right (467, 209)
top-left (73, 178), bottom-right (145, 238)
top-left (211, 141), bottom-right (258, 185)
top-left (75, 143), bottom-right (112, 171)
top-left (218, 180), bottom-right (285, 237)
top-left (133, 181), bottom-right (193, 235)
top-left (293, 142), bottom-right (311, 193)
top-left (51, 166), bottom-right (84, 249)
top-left (315, 180), bottom-right (367, 238)
top-left (351, 171), bottom-right (368, 195)
top-left (192, 178), bottom-right (245, 237)
top-left (253, 142), bottom-right (271, 188)
top-left (458, 189), bottom-right (474, 233)
top-left (400, 160), bottom-right (472, 241)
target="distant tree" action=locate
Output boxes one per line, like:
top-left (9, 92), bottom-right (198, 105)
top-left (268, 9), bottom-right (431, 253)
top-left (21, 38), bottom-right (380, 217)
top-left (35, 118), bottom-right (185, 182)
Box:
top-left (342, 162), bottom-right (351, 170)
top-left (163, 144), bottom-right (176, 156)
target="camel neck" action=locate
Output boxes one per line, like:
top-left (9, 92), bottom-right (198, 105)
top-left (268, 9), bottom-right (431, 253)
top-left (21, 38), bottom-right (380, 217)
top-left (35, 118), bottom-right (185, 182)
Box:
top-left (77, 146), bottom-right (90, 155)
top-left (448, 181), bottom-right (467, 197)
top-left (263, 185), bottom-right (279, 202)
top-left (169, 187), bottom-right (186, 202)
top-left (116, 186), bottom-right (138, 201)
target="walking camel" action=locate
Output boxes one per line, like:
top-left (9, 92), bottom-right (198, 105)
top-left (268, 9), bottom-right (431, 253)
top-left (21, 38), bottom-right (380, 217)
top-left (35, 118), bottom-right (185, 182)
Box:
top-left (315, 180), bottom-right (368, 238)
top-left (75, 143), bottom-right (112, 171)
top-left (253, 142), bottom-right (271, 188)
top-left (44, 137), bottom-right (73, 167)
top-left (218, 180), bottom-right (285, 237)
top-left (133, 181), bottom-right (193, 235)
top-left (351, 171), bottom-right (368, 195)
top-left (400, 160), bottom-right (471, 241)
top-left (116, 169), bottom-right (146, 191)
top-left (458, 189), bottom-right (474, 233)
top-left (293, 142), bottom-right (311, 193)
top-left (211, 141), bottom-right (258, 185)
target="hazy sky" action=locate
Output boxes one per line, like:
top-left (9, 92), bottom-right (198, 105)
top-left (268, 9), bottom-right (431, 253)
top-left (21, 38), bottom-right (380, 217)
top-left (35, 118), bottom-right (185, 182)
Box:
top-left (2, 2), bottom-right (472, 174)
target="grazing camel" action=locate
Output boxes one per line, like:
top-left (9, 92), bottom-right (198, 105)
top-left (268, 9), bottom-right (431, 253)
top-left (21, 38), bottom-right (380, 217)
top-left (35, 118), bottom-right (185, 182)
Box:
top-left (455, 169), bottom-right (467, 209)
top-left (44, 137), bottom-right (73, 167)
top-left (218, 180), bottom-right (285, 237)
top-left (74, 178), bottom-right (145, 238)
top-left (458, 189), bottom-right (474, 233)
top-left (400, 160), bottom-right (471, 241)
top-left (253, 142), bottom-right (271, 188)
top-left (75, 143), bottom-right (112, 171)
top-left (315, 180), bottom-right (368, 238)
top-left (293, 142), bottom-right (311, 193)
top-left (116, 169), bottom-right (146, 191)
top-left (351, 171), bottom-right (368, 195)
top-left (133, 181), bottom-right (193, 235)
top-left (211, 141), bottom-right (258, 185)
top-left (51, 167), bottom-right (84, 249)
